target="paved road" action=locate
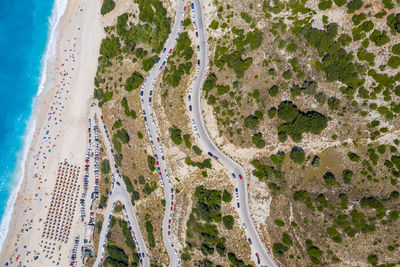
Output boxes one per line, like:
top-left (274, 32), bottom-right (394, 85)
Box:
top-left (139, 0), bottom-right (187, 265)
top-left (93, 109), bottom-right (149, 267)
top-left (187, 1), bottom-right (278, 266)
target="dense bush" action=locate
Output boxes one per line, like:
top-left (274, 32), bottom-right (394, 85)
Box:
top-left (101, 159), bottom-right (111, 174)
top-left (142, 55), bottom-right (158, 71)
top-left (290, 147), bottom-right (305, 164)
top-left (169, 125), bottom-right (183, 145)
top-left (222, 189), bottom-right (232, 202)
top-left (147, 155), bottom-right (155, 172)
top-left (105, 245), bottom-right (128, 266)
top-left (145, 221), bottom-right (156, 248)
top-left (244, 115), bottom-right (259, 129)
top-left (277, 101), bottom-right (328, 142)
top-left (252, 133), bottom-right (266, 148)
top-left (222, 215), bottom-right (234, 230)
top-left (121, 97), bottom-right (136, 119)
top-left (323, 171), bottom-right (337, 186)
top-left (387, 13), bottom-right (400, 34)
top-left (100, 35), bottom-right (120, 59)
top-left (125, 71), bottom-right (144, 92)
top-left (101, 0), bottom-right (115, 15)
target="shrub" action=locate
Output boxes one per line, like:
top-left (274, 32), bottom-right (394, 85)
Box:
top-left (348, 152), bottom-right (360, 162)
top-left (274, 219), bottom-right (285, 226)
top-left (192, 145), bottom-right (202, 155)
top-left (252, 133), bottom-right (266, 148)
top-left (342, 169), bottom-right (353, 184)
top-left (319, 0), bottom-right (332, 10)
top-left (268, 85), bottom-right (279, 96)
top-left (273, 242), bottom-right (288, 255)
top-left (282, 232), bottom-right (293, 246)
top-left (293, 190), bottom-right (308, 201)
top-left (388, 56), bottom-right (400, 68)
top-left (367, 254), bottom-right (378, 265)
top-left (347, 0), bottom-right (363, 13)
top-left (183, 134), bottom-right (191, 148)
top-left (255, 110), bottom-right (264, 120)
top-left (244, 115), bottom-right (259, 129)
top-left (147, 155), bottom-right (155, 172)
top-left (369, 30), bottom-right (390, 46)
top-left (125, 71), bottom-right (144, 92)
top-left (352, 13), bottom-right (366, 25)
top-left (100, 35), bottom-right (120, 59)
top-left (169, 126), bottom-right (182, 145)
top-left (142, 55), bottom-right (158, 71)
top-left (387, 13), bottom-right (400, 34)
top-left (101, 0), bottom-right (115, 15)
top-left (286, 42), bottom-right (298, 52)
top-left (323, 171), bottom-right (337, 186)
top-left (268, 107), bottom-right (277, 118)
top-left (392, 43), bottom-right (400, 55)
top-left (278, 101), bottom-right (299, 122)
top-left (101, 159), bottom-right (111, 174)
top-left (270, 152), bottom-right (285, 165)
top-left (222, 190), bottom-right (232, 202)
top-left (210, 20), bottom-right (219, 30)
top-left (145, 221), bottom-right (156, 248)
top-left (327, 97), bottom-right (340, 110)
top-left (290, 147), bottom-right (305, 164)
top-left (222, 215), bottom-right (234, 230)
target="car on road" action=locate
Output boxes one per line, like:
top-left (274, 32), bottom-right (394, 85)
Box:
top-left (196, 31), bottom-right (198, 37)
top-left (159, 65), bottom-right (163, 70)
top-left (208, 152), bottom-right (213, 157)
top-left (188, 95), bottom-right (191, 101)
top-left (255, 253), bottom-right (260, 264)
top-left (232, 173), bottom-right (236, 178)
top-left (237, 202), bottom-right (240, 208)
top-left (149, 97), bottom-right (152, 102)
top-left (163, 47), bottom-right (166, 53)
top-left (189, 105), bottom-right (192, 111)
top-left (197, 45), bottom-right (200, 51)
top-left (169, 49), bottom-right (172, 54)
top-left (197, 59), bottom-right (200, 65)
top-left (140, 91), bottom-right (143, 96)
top-left (156, 57), bottom-right (161, 63)
top-left (248, 238), bottom-right (252, 244)
top-left (242, 223), bottom-right (246, 229)
top-left (239, 174), bottom-right (243, 180)
top-left (191, 3), bottom-right (194, 9)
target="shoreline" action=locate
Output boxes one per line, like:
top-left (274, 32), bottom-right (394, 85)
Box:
top-left (0, 0), bottom-right (103, 265)
top-left (0, 0), bottom-right (68, 251)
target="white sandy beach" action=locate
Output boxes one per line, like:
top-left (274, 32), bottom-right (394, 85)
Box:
top-left (0, 0), bottom-right (103, 266)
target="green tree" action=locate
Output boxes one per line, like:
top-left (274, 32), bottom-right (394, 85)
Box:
top-left (244, 115), bottom-right (259, 129)
top-left (125, 71), bottom-right (144, 92)
top-left (290, 147), bottom-right (305, 164)
top-left (101, 0), bottom-right (116, 15)
top-left (222, 215), bottom-right (234, 230)
top-left (101, 159), bottom-right (111, 174)
top-left (169, 125), bottom-right (183, 145)
top-left (222, 189), bottom-right (232, 202)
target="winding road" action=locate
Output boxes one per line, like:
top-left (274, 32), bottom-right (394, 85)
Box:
top-left (187, 1), bottom-right (278, 266)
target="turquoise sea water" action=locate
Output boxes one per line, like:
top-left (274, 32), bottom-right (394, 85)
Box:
top-left (0, 0), bottom-right (55, 247)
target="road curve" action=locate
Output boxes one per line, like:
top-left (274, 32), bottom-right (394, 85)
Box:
top-left (139, 0), bottom-right (187, 265)
top-left (93, 109), bottom-right (149, 267)
top-left (188, 1), bottom-right (278, 266)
